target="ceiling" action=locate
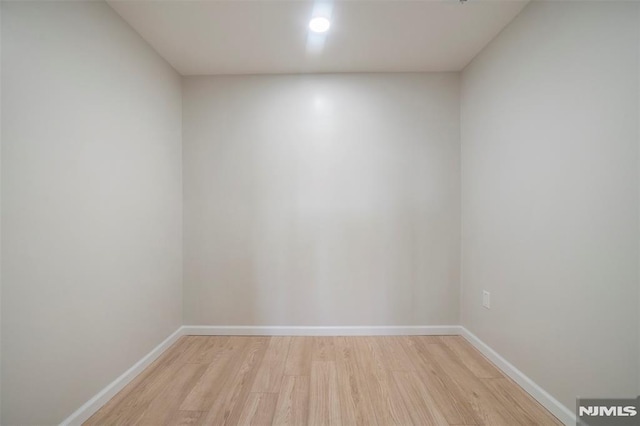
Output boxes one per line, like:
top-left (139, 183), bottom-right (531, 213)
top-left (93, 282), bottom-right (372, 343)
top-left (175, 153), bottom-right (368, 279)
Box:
top-left (107, 0), bottom-right (528, 76)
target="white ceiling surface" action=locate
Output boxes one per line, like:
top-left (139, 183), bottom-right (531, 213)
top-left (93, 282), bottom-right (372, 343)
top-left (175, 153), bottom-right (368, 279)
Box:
top-left (107, 0), bottom-right (528, 76)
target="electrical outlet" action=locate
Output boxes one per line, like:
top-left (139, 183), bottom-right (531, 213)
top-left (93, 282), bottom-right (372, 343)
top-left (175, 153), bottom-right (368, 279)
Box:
top-left (482, 290), bottom-right (490, 309)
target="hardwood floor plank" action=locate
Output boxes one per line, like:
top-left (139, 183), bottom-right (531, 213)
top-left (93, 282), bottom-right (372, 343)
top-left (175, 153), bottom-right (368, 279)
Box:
top-left (334, 337), bottom-right (379, 426)
top-left (85, 336), bottom-right (206, 424)
top-left (272, 376), bottom-right (310, 426)
top-left (179, 337), bottom-right (251, 411)
top-left (419, 341), bottom-right (522, 426)
top-left (85, 336), bottom-right (212, 425)
top-left (441, 336), bottom-right (502, 379)
top-left (411, 335), bottom-right (446, 345)
top-left (402, 337), bottom-right (478, 425)
top-left (391, 371), bottom-right (449, 425)
top-left (284, 336), bottom-right (312, 376)
top-left (187, 336), bottom-right (230, 364)
top-left (168, 410), bottom-right (204, 426)
top-left (352, 337), bottom-right (414, 426)
top-left (198, 337), bottom-right (269, 426)
top-left (375, 336), bottom-right (416, 372)
top-left (311, 337), bottom-right (336, 362)
top-left (251, 336), bottom-right (291, 393)
top-left (482, 378), bottom-right (563, 425)
top-left (165, 337), bottom-right (215, 368)
top-left (136, 363), bottom-right (208, 425)
top-left (309, 361), bottom-right (341, 426)
top-left (85, 335), bottom-right (562, 426)
top-left (236, 393), bottom-right (278, 426)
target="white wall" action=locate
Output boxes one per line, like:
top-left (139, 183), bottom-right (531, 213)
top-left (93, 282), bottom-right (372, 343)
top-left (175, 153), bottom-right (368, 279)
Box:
top-left (461, 0), bottom-right (639, 412)
top-left (1, 2), bottom-right (183, 424)
top-left (0, 2), bottom-right (3, 422)
top-left (183, 73), bottom-right (460, 326)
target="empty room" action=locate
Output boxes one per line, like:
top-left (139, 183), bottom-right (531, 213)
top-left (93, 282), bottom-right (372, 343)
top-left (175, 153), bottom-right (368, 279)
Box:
top-left (1, 0), bottom-right (639, 425)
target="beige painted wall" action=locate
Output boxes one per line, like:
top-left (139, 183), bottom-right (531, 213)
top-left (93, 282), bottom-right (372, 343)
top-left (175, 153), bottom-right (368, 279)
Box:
top-left (183, 73), bottom-right (460, 326)
top-left (461, 0), bottom-right (639, 412)
top-left (1, 2), bottom-right (183, 424)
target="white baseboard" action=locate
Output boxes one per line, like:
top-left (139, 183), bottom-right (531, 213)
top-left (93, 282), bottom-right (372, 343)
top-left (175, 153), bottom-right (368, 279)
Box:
top-left (460, 327), bottom-right (575, 426)
top-left (59, 327), bottom-right (184, 426)
top-left (182, 325), bottom-right (462, 336)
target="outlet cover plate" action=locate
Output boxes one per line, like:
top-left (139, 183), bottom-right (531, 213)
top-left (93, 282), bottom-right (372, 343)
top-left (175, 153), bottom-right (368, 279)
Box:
top-left (482, 290), bottom-right (490, 309)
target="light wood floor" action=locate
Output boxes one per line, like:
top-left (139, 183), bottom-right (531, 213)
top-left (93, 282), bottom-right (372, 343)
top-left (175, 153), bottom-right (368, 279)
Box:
top-left (85, 335), bottom-right (562, 426)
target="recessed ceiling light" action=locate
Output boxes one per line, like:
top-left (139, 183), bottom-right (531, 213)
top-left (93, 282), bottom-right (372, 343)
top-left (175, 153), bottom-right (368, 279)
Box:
top-left (309, 17), bottom-right (331, 33)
